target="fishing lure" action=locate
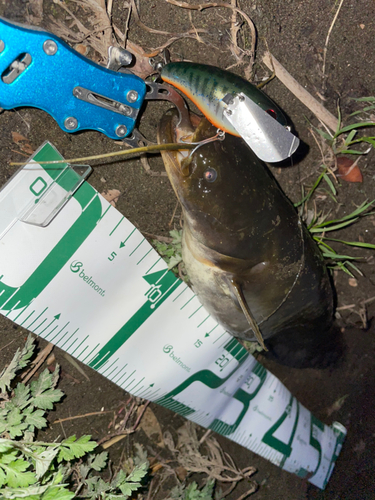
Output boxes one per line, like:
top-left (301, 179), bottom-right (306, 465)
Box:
top-left (161, 62), bottom-right (288, 136)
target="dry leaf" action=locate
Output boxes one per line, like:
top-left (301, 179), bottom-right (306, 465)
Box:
top-left (46, 353), bottom-right (56, 366)
top-left (150, 462), bottom-right (164, 474)
top-left (138, 406), bottom-right (164, 447)
top-left (126, 40), bottom-right (156, 79)
top-left (26, 0), bottom-right (43, 24)
top-left (326, 394), bottom-right (349, 416)
top-left (11, 131), bottom-right (34, 155)
top-left (75, 43), bottom-right (89, 55)
top-left (100, 189), bottom-right (121, 207)
top-left (102, 433), bottom-right (129, 449)
top-left (175, 465), bottom-right (188, 481)
top-left (12, 132), bottom-right (28, 144)
top-left (336, 157), bottom-right (363, 183)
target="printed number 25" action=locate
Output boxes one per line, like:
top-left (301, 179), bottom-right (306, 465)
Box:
top-left (262, 395), bottom-right (299, 458)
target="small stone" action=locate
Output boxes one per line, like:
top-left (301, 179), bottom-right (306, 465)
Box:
top-left (348, 278), bottom-right (358, 287)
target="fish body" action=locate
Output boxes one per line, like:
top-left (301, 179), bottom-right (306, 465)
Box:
top-left (157, 109), bottom-right (335, 365)
top-left (161, 62), bottom-right (287, 136)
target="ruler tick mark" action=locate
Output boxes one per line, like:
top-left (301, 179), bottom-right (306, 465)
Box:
top-left (82, 343), bottom-right (100, 363)
top-left (109, 216), bottom-right (124, 236)
top-left (188, 304), bottom-right (203, 319)
top-left (197, 315), bottom-right (210, 328)
top-left (27, 307), bottom-right (48, 330)
top-left (71, 335), bottom-right (89, 356)
top-left (145, 257), bottom-right (161, 275)
top-left (137, 248), bottom-right (152, 265)
top-left (180, 294), bottom-right (196, 310)
top-left (129, 238), bottom-right (145, 256)
top-left (173, 287), bottom-right (187, 302)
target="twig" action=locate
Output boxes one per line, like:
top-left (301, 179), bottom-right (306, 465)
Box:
top-left (234, 483), bottom-right (258, 500)
top-left (199, 428), bottom-right (212, 444)
top-left (122, 400), bottom-right (136, 429)
top-left (131, 0), bottom-right (206, 38)
top-left (362, 296), bottom-right (375, 305)
top-left (336, 304), bottom-right (355, 311)
top-left (322, 0), bottom-right (345, 93)
top-left (188, 10), bottom-right (204, 44)
top-left (53, 410), bottom-right (113, 424)
top-left (59, 419), bottom-right (67, 440)
top-left (142, 34), bottom-right (209, 58)
top-left (123, 1), bottom-right (132, 47)
top-left (133, 401), bottom-right (151, 431)
top-left (169, 200), bottom-right (180, 227)
top-left (21, 343), bottom-right (54, 384)
top-left (97, 399), bottom-right (148, 448)
top-left (106, 0), bottom-right (113, 20)
top-left (166, 0), bottom-right (256, 68)
top-left (262, 51), bottom-right (339, 132)
top-left (101, 430), bottom-right (134, 449)
top-left (140, 155), bottom-right (168, 176)
top-left (0, 338), bottom-right (17, 352)
top-left (143, 232), bottom-right (173, 243)
top-left (10, 149), bottom-right (31, 158)
top-left (230, 0), bottom-right (241, 59)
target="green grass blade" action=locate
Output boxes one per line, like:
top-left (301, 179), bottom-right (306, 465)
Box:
top-left (322, 173), bottom-right (337, 196)
top-left (351, 96), bottom-right (375, 103)
top-left (346, 261), bottom-right (364, 276)
top-left (349, 104), bottom-right (375, 116)
top-left (335, 121), bottom-right (375, 135)
top-left (317, 200), bottom-right (374, 226)
top-left (345, 129), bottom-right (357, 144)
top-left (335, 262), bottom-right (355, 277)
top-left (294, 169), bottom-right (326, 208)
top-left (310, 218), bottom-right (359, 232)
top-left (324, 237), bottom-right (375, 249)
top-left (338, 149), bottom-right (365, 155)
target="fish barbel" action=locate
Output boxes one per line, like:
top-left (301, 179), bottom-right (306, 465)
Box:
top-left (157, 109), bottom-right (335, 365)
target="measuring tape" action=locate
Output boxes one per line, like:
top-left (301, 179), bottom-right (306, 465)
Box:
top-left (0, 143), bottom-right (346, 489)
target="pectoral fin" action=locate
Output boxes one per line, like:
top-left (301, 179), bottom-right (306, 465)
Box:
top-left (230, 280), bottom-right (268, 351)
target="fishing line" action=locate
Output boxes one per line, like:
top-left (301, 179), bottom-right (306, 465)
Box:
top-left (180, 129), bottom-right (226, 157)
top-left (9, 142), bottom-right (196, 167)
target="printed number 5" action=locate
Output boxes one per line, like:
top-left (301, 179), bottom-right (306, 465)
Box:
top-left (108, 252), bottom-right (117, 261)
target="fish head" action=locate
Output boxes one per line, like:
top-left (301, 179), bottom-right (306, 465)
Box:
top-left (158, 108), bottom-right (295, 262)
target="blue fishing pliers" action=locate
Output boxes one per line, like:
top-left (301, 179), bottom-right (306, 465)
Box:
top-left (0, 17), bottom-right (191, 148)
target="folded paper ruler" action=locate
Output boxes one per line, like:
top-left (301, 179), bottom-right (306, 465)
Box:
top-left (0, 143), bottom-right (346, 489)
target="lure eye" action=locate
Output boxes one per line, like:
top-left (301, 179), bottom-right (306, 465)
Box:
top-left (204, 168), bottom-right (217, 183)
top-left (266, 108), bottom-right (277, 120)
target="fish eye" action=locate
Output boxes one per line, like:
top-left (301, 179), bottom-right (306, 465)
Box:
top-left (204, 168), bottom-right (217, 183)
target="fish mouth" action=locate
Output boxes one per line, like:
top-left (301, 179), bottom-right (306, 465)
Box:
top-left (157, 108), bottom-right (202, 181)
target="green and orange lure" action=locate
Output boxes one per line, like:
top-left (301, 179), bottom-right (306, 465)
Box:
top-left (161, 62), bottom-right (287, 136)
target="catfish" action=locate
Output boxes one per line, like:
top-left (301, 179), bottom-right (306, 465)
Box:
top-left (157, 109), bottom-right (338, 367)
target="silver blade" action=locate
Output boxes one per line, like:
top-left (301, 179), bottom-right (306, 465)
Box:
top-left (222, 93), bottom-right (300, 162)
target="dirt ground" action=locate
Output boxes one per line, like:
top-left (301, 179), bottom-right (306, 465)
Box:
top-left (1, 0), bottom-right (375, 498)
